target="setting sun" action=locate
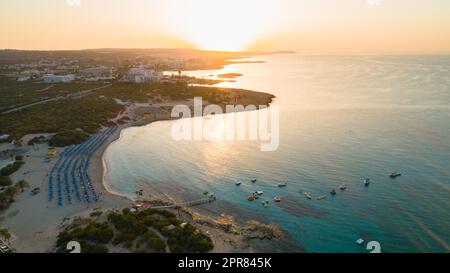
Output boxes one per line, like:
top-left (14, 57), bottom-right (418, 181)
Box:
top-left (164, 0), bottom-right (276, 51)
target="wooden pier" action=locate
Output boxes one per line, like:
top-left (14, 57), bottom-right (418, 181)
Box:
top-left (152, 195), bottom-right (216, 209)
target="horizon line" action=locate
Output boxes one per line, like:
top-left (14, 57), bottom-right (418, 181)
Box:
top-left (1, 48), bottom-right (450, 56)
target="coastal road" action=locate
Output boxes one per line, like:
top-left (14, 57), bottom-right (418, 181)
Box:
top-left (1, 84), bottom-right (112, 115)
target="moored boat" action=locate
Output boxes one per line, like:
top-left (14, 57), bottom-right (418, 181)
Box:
top-left (304, 192), bottom-right (312, 199)
top-left (273, 196), bottom-right (282, 202)
top-left (389, 171), bottom-right (402, 178)
top-left (277, 182), bottom-right (287, 188)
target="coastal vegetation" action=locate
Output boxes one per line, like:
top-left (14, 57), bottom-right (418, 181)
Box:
top-left (0, 228), bottom-right (11, 242)
top-left (0, 94), bottom-right (123, 145)
top-left (55, 208), bottom-right (213, 253)
top-left (0, 182), bottom-right (25, 211)
top-left (0, 176), bottom-right (12, 187)
top-left (16, 180), bottom-right (30, 193)
top-left (56, 221), bottom-right (113, 253)
top-left (0, 81), bottom-right (273, 146)
top-left (108, 208), bottom-right (213, 253)
top-left (27, 136), bottom-right (47, 145)
top-left (48, 130), bottom-right (90, 147)
top-left (0, 75), bottom-right (104, 112)
top-left (0, 158), bottom-right (25, 176)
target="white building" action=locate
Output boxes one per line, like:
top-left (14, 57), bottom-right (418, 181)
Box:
top-left (126, 67), bottom-right (163, 83)
top-left (42, 74), bottom-right (75, 83)
top-left (17, 76), bottom-right (31, 82)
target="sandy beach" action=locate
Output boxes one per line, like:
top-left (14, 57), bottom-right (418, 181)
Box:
top-left (0, 102), bottom-right (169, 252)
top-left (0, 99), bottom-right (275, 253)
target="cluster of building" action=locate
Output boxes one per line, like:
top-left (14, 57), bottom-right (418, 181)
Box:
top-left (3, 58), bottom-right (187, 84)
top-left (123, 66), bottom-right (164, 83)
top-left (37, 66), bottom-right (165, 84)
top-left (42, 74), bottom-right (76, 83)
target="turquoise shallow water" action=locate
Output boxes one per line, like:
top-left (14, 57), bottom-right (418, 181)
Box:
top-left (104, 55), bottom-right (450, 253)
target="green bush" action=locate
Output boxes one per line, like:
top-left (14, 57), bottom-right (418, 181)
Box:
top-left (144, 230), bottom-right (166, 252)
top-left (0, 176), bottom-right (12, 186)
top-left (0, 186), bottom-right (18, 211)
top-left (55, 208), bottom-right (214, 253)
top-left (0, 161), bottom-right (24, 176)
top-left (56, 222), bottom-right (113, 253)
top-left (48, 130), bottom-right (89, 147)
top-left (166, 224), bottom-right (214, 253)
top-left (27, 136), bottom-right (47, 146)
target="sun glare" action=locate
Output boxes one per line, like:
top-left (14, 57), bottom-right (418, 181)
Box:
top-left (165, 0), bottom-right (275, 51)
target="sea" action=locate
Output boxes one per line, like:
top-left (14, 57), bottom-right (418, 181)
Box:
top-left (103, 54), bottom-right (450, 253)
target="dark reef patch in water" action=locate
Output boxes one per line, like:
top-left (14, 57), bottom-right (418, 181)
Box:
top-left (276, 195), bottom-right (328, 219)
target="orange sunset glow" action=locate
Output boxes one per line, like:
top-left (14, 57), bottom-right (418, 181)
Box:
top-left (1, 0), bottom-right (449, 53)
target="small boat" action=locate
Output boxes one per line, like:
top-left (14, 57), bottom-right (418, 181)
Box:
top-left (339, 184), bottom-right (348, 191)
top-left (273, 196), bottom-right (282, 202)
top-left (235, 182), bottom-right (242, 186)
top-left (356, 238), bottom-right (365, 245)
top-left (330, 189), bottom-right (337, 195)
top-left (364, 178), bottom-right (371, 187)
top-left (304, 192), bottom-right (312, 199)
top-left (251, 178), bottom-right (257, 183)
top-left (255, 191), bottom-right (264, 195)
top-left (247, 195), bottom-right (256, 201)
top-left (277, 183), bottom-right (287, 188)
top-left (389, 171), bottom-right (402, 178)
top-left (317, 195), bottom-right (326, 200)
top-left (262, 200), bottom-right (270, 207)
top-left (203, 190), bottom-right (209, 196)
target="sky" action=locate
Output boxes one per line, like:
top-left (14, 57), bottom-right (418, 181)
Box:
top-left (0, 0), bottom-right (449, 53)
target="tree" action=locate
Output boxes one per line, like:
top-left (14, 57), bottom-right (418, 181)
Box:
top-left (16, 180), bottom-right (30, 193)
top-left (0, 228), bottom-right (11, 243)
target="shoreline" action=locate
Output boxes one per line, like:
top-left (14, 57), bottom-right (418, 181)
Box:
top-left (95, 101), bottom-right (284, 253)
top-left (1, 86), bottom-right (277, 253)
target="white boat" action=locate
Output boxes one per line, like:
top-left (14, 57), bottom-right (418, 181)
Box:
top-left (255, 191), bottom-right (264, 195)
top-left (317, 195), bottom-right (326, 200)
top-left (304, 192), bottom-right (312, 199)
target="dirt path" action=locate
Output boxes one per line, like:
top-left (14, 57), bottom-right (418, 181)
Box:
top-left (1, 84), bottom-right (111, 115)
